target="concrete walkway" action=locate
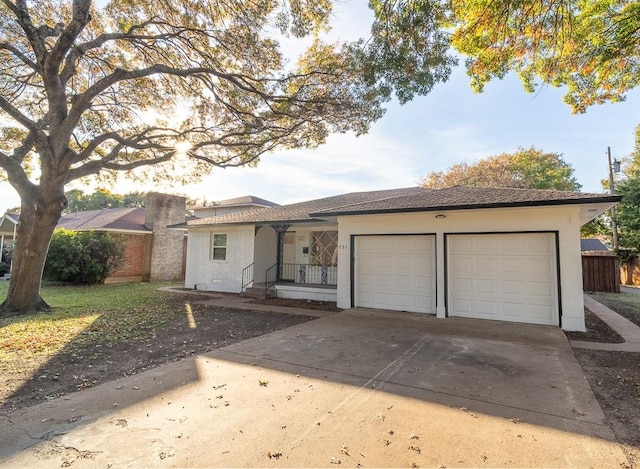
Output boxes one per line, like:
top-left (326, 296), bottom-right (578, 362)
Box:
top-left (571, 294), bottom-right (640, 351)
top-left (621, 285), bottom-right (640, 295)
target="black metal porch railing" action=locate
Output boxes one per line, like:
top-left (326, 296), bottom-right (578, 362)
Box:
top-left (279, 263), bottom-right (338, 286)
top-left (263, 263), bottom-right (337, 297)
top-left (241, 263), bottom-right (254, 291)
top-left (265, 263), bottom-right (278, 297)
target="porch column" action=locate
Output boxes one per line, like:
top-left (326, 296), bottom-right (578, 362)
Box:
top-left (10, 220), bottom-right (16, 273)
top-left (0, 234), bottom-right (4, 262)
top-left (270, 224), bottom-right (291, 281)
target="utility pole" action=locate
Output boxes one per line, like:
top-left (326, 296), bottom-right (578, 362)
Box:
top-left (608, 146), bottom-right (620, 251)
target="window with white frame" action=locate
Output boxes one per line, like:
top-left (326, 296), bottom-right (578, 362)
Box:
top-left (310, 231), bottom-right (338, 266)
top-left (210, 233), bottom-right (227, 261)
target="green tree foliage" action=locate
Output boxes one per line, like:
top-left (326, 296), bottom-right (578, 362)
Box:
top-left (65, 189), bottom-right (145, 212)
top-left (420, 147), bottom-right (581, 191)
top-left (608, 124), bottom-right (640, 251)
top-left (43, 229), bottom-right (124, 284)
top-left (447, 0), bottom-right (640, 113)
top-left (0, 0), bottom-right (454, 315)
top-left (615, 177), bottom-right (640, 251)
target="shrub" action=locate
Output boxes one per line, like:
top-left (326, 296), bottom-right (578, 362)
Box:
top-left (0, 245), bottom-right (11, 276)
top-left (44, 229), bottom-right (125, 284)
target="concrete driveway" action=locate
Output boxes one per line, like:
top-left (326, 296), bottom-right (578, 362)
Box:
top-left (0, 308), bottom-right (628, 468)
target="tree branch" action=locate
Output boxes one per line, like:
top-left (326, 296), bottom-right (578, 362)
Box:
top-left (0, 42), bottom-right (38, 71)
top-left (6, 0), bottom-right (47, 67)
top-left (0, 95), bottom-right (37, 130)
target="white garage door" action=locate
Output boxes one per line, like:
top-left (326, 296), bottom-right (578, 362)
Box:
top-left (448, 233), bottom-right (558, 326)
top-left (355, 235), bottom-right (436, 314)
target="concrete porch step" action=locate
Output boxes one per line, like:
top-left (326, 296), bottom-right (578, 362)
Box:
top-left (240, 285), bottom-right (267, 299)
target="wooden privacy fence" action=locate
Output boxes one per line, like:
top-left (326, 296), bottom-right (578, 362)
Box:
top-left (582, 255), bottom-right (620, 293)
top-left (620, 258), bottom-right (640, 286)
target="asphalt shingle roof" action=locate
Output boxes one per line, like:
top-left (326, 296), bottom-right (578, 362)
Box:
top-left (192, 195), bottom-right (279, 210)
top-left (180, 186), bottom-right (619, 228)
top-left (581, 238), bottom-right (610, 251)
top-left (182, 188), bottom-right (424, 227)
top-left (312, 186), bottom-right (621, 216)
top-left (57, 207), bottom-right (150, 232)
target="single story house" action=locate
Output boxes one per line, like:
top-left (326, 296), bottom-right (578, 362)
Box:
top-left (175, 186), bottom-right (620, 331)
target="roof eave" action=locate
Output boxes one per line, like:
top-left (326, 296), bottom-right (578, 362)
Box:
top-left (180, 217), bottom-right (333, 229)
top-left (310, 196), bottom-right (623, 217)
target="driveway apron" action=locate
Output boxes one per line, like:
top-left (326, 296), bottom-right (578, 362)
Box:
top-left (0, 308), bottom-right (628, 468)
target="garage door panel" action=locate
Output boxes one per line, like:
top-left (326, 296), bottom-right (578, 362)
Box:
top-left (525, 281), bottom-right (554, 297)
top-left (452, 278), bottom-right (472, 293)
top-left (476, 300), bottom-right (498, 315)
top-left (356, 235), bottom-right (436, 314)
top-left (477, 279), bottom-right (498, 294)
top-left (451, 256), bottom-right (472, 271)
top-left (448, 233), bottom-right (558, 326)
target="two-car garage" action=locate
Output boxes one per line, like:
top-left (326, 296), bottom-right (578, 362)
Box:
top-left (353, 232), bottom-right (559, 326)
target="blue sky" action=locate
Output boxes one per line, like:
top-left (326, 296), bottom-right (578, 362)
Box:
top-left (1, 2), bottom-right (639, 212)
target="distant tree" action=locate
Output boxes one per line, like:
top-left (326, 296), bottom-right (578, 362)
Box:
top-left (420, 147), bottom-right (581, 191)
top-left (608, 124), bottom-right (640, 252)
top-left (64, 189), bottom-right (145, 212)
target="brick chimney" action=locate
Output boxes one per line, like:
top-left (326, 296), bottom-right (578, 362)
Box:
top-left (145, 192), bottom-right (186, 282)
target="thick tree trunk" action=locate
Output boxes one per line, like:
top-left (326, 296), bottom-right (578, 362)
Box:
top-left (0, 194), bottom-right (64, 317)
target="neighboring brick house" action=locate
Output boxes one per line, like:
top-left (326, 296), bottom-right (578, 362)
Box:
top-left (57, 192), bottom-right (187, 283)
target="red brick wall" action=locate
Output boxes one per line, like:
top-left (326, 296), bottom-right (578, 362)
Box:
top-left (110, 234), bottom-right (149, 278)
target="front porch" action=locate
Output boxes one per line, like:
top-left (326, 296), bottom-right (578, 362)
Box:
top-left (242, 222), bottom-right (339, 301)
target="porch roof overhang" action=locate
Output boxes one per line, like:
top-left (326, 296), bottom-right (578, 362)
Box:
top-left (0, 213), bottom-right (18, 236)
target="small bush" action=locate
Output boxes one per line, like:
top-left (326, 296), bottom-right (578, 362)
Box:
top-left (44, 229), bottom-right (125, 284)
top-left (0, 245), bottom-right (11, 276)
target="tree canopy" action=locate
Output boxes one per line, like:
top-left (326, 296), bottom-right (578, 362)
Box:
top-left (608, 124), bottom-right (640, 252)
top-left (419, 147), bottom-right (582, 191)
top-left (447, 0), bottom-right (640, 113)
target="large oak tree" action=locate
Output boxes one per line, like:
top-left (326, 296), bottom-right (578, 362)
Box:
top-left (0, 0), bottom-right (453, 315)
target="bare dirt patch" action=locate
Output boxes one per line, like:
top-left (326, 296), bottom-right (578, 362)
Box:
top-left (564, 299), bottom-right (640, 465)
top-left (565, 309), bottom-right (624, 343)
top-left (1, 295), bottom-right (315, 412)
top-left (251, 297), bottom-right (343, 312)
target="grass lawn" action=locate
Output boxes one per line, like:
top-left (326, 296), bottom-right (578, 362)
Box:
top-left (590, 292), bottom-right (640, 327)
top-left (0, 281), bottom-right (315, 410)
top-left (0, 281), bottom-right (181, 366)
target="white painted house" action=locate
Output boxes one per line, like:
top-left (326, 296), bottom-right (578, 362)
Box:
top-left (175, 186), bottom-right (620, 331)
